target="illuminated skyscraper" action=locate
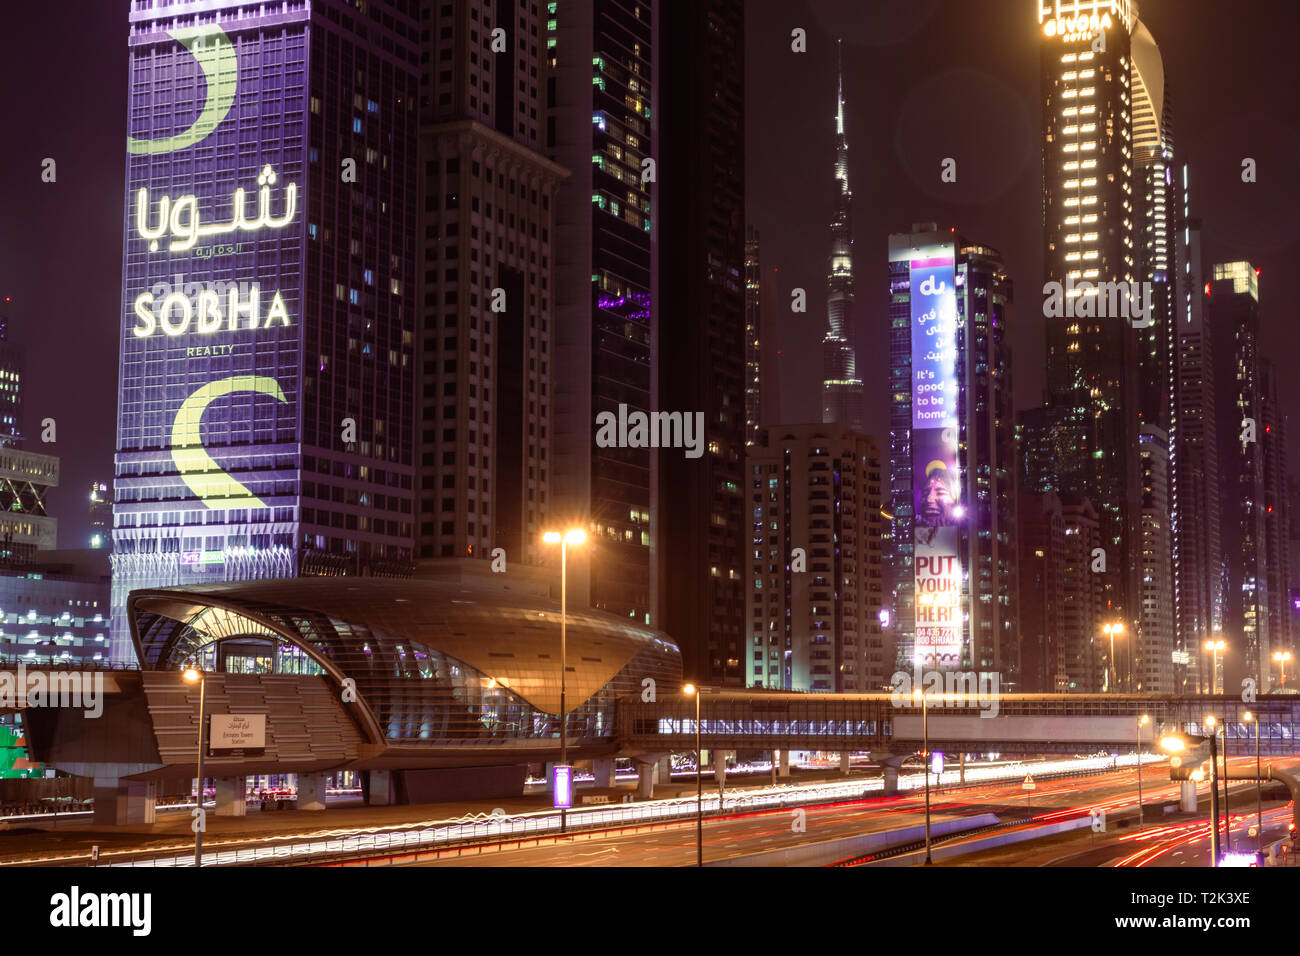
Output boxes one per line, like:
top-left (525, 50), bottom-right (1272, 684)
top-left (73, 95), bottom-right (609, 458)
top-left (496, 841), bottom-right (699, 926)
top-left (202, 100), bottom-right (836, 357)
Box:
top-left (1172, 211), bottom-right (1217, 693)
top-left (745, 226), bottom-right (762, 447)
top-left (745, 424), bottom-right (883, 692)
top-left (415, 0), bottom-right (566, 566)
top-left (822, 40), bottom-right (864, 433)
top-left (1038, 0), bottom-right (1155, 669)
top-left (657, 0), bottom-right (745, 685)
top-left (0, 299), bottom-right (23, 448)
top-left (888, 226), bottom-right (1017, 678)
top-left (89, 481), bottom-right (111, 550)
top-left (1260, 361), bottom-right (1292, 680)
top-left (111, 0), bottom-right (420, 661)
top-left (547, 1), bottom-right (656, 622)
top-left (1209, 261), bottom-right (1268, 686)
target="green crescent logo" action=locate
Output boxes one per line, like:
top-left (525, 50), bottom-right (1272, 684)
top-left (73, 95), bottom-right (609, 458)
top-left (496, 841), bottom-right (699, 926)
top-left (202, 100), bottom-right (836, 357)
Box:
top-left (170, 376), bottom-right (287, 509)
top-left (128, 25), bottom-right (238, 155)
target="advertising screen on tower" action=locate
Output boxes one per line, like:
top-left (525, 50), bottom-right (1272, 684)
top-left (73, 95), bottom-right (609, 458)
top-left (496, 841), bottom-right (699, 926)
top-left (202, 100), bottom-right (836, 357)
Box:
top-left (910, 255), bottom-right (963, 667)
top-left (111, 10), bottom-right (311, 657)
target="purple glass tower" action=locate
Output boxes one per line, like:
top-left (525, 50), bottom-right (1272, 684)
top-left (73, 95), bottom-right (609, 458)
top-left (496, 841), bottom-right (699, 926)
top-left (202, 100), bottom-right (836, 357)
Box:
top-left (111, 0), bottom-right (419, 661)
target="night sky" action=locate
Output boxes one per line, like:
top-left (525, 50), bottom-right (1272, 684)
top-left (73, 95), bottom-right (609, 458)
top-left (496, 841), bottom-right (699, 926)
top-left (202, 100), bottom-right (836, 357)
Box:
top-left (0, 1), bottom-right (1297, 550)
top-left (746, 0), bottom-right (1300, 462)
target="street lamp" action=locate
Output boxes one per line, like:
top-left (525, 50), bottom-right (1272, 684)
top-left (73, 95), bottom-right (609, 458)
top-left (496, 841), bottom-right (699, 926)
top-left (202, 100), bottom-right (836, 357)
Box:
top-left (1103, 622), bottom-right (1124, 692)
top-left (1204, 640), bottom-right (1226, 695)
top-left (1244, 711), bottom-right (1262, 861)
top-left (1161, 727), bottom-right (1220, 867)
top-left (542, 527), bottom-right (587, 834)
top-left (684, 683), bottom-right (704, 867)
top-left (913, 687), bottom-right (932, 865)
top-left (1136, 714), bottom-right (1150, 829)
top-left (1273, 650), bottom-right (1292, 689)
top-left (182, 666), bottom-right (206, 868)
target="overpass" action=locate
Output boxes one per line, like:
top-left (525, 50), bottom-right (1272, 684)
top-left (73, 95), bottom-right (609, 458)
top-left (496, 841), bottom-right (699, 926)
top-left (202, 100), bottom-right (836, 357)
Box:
top-left (9, 645), bottom-right (1300, 824)
top-left (615, 692), bottom-right (1300, 756)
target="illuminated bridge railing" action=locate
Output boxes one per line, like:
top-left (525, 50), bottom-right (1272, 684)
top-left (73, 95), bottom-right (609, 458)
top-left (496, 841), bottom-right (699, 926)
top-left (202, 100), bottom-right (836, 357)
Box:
top-left (615, 694), bottom-right (1300, 754)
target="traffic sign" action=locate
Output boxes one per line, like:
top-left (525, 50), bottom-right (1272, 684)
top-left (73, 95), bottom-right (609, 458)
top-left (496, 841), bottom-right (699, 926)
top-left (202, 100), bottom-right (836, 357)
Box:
top-left (1022, 775), bottom-right (1036, 791)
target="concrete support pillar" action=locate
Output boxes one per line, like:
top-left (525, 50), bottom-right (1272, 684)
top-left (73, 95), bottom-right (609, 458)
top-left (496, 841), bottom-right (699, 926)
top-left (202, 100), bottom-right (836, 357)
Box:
top-left (713, 749), bottom-right (727, 786)
top-left (296, 773), bottom-right (329, 811)
top-left (214, 776), bottom-right (247, 817)
top-left (777, 748), bottom-right (791, 777)
top-left (592, 759), bottom-right (615, 789)
top-left (543, 762), bottom-right (558, 796)
top-left (839, 751), bottom-right (852, 775)
top-left (1180, 780), bottom-right (1199, 813)
top-left (657, 755), bottom-right (673, 787)
top-left (367, 770), bottom-right (393, 807)
top-left (636, 760), bottom-right (657, 799)
top-left (882, 764), bottom-right (900, 796)
top-left (959, 752), bottom-right (966, 784)
top-left (92, 777), bottom-right (156, 826)
top-left (770, 750), bottom-right (778, 786)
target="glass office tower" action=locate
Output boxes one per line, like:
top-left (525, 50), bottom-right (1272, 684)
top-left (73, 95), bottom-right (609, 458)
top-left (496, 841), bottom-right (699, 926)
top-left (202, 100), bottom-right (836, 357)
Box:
top-left (111, 0), bottom-right (419, 661)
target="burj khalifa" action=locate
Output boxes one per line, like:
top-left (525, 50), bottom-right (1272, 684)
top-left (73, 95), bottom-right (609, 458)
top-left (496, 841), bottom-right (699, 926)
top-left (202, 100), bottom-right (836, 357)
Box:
top-left (822, 40), bottom-right (865, 432)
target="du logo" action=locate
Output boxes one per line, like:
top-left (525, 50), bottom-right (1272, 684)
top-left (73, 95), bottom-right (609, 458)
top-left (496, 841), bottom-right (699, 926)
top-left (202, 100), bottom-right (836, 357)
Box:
top-left (128, 25), bottom-right (238, 155)
top-left (919, 274), bottom-right (948, 297)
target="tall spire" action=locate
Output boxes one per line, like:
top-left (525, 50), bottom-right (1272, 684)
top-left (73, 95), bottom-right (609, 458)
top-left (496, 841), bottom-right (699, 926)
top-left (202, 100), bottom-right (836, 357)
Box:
top-left (836, 38), bottom-right (845, 137)
top-left (822, 37), bottom-right (864, 432)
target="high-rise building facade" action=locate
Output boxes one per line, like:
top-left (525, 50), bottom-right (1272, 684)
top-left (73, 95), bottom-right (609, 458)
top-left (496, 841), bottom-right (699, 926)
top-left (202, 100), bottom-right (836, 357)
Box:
top-left (657, 0), bottom-right (745, 685)
top-left (1038, 0), bottom-right (1146, 665)
top-left (89, 481), bottom-right (111, 550)
top-left (888, 227), bottom-right (1017, 678)
top-left (111, 0), bottom-right (420, 661)
top-left (821, 41), bottom-right (864, 434)
top-left (1136, 423), bottom-right (1174, 690)
top-left (1260, 360), bottom-right (1292, 685)
top-left (1172, 211), bottom-right (1217, 692)
top-left (1060, 494), bottom-right (1104, 690)
top-left (744, 424), bottom-right (884, 692)
top-left (0, 449), bottom-right (58, 563)
top-left (744, 226), bottom-right (762, 448)
top-left (1209, 260), bottom-right (1268, 687)
top-left (0, 302), bottom-right (22, 448)
top-left (415, 0), bottom-right (566, 567)
top-left (547, 0), bottom-right (656, 622)
top-left (1018, 490), bottom-right (1068, 692)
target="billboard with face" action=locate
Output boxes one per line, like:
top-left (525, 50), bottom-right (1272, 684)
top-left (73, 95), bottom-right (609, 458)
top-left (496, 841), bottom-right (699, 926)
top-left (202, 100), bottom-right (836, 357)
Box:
top-left (910, 254), bottom-right (963, 667)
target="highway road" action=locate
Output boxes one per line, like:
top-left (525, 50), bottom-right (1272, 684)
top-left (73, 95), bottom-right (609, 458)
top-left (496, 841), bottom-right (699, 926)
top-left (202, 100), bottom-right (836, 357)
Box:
top-left (393, 762), bottom-right (1217, 867)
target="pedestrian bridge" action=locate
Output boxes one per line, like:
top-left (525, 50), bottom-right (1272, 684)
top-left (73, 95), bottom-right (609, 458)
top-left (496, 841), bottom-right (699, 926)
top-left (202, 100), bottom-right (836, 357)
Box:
top-left (616, 693), bottom-right (1300, 756)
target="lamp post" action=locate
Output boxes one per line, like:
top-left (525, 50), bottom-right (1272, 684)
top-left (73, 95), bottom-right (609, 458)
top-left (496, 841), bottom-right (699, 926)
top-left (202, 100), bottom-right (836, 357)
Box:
top-left (684, 683), bottom-right (704, 867)
top-left (543, 527), bottom-right (586, 834)
top-left (1103, 622), bottom-right (1124, 692)
top-left (1244, 711), bottom-right (1262, 859)
top-left (1218, 719), bottom-right (1231, 852)
top-left (913, 686), bottom-right (932, 865)
top-left (1205, 639), bottom-right (1225, 695)
top-left (1274, 650), bottom-right (1292, 689)
top-left (182, 666), bottom-right (206, 868)
top-left (1162, 730), bottom-right (1218, 867)
top-left (1136, 714), bottom-right (1150, 829)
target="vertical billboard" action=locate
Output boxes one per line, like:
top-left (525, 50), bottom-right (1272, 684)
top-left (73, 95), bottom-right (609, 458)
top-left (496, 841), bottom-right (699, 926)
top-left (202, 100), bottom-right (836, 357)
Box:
top-left (112, 12), bottom-right (308, 658)
top-left (910, 255), bottom-right (963, 668)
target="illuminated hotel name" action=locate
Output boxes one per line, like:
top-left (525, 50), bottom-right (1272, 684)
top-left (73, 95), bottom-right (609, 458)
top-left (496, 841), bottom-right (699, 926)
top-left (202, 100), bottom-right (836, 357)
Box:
top-left (131, 165), bottom-right (296, 339)
top-left (1042, 11), bottom-right (1114, 41)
